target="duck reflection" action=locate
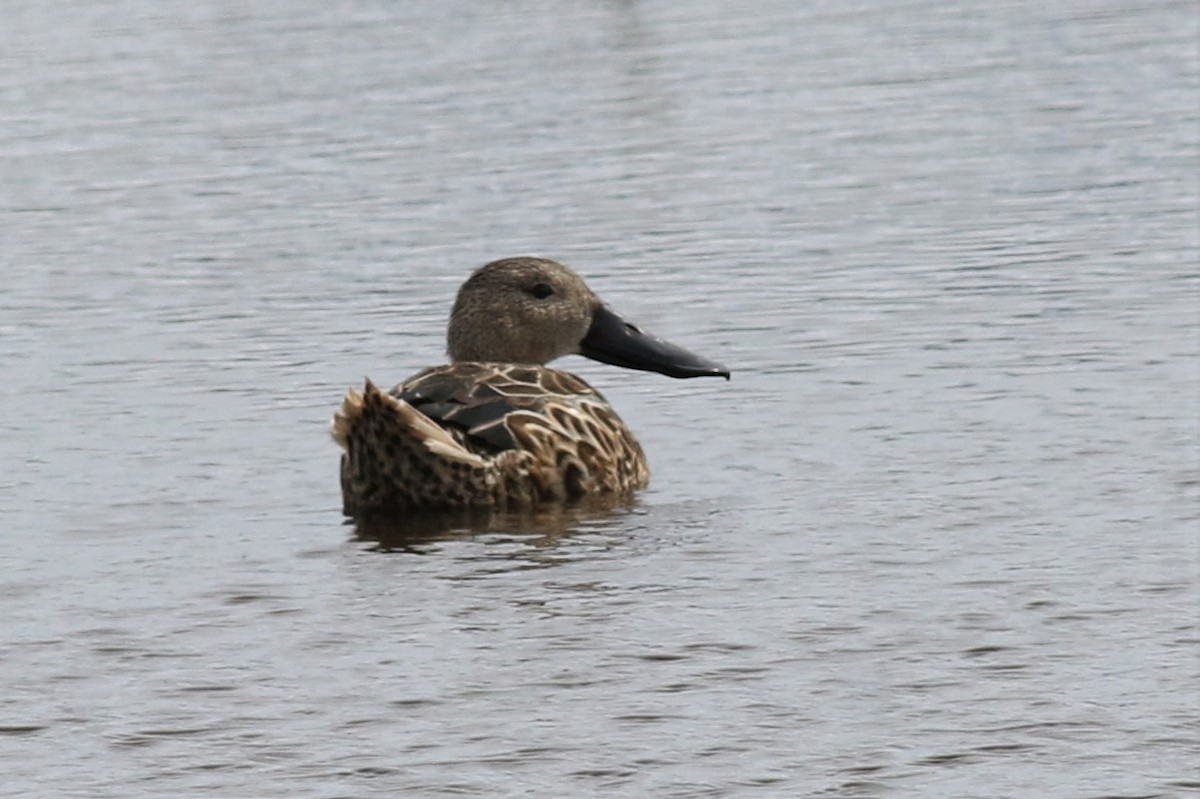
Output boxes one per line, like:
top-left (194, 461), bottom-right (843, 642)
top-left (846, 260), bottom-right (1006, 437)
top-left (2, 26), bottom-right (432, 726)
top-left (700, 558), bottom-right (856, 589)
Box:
top-left (349, 494), bottom-right (638, 551)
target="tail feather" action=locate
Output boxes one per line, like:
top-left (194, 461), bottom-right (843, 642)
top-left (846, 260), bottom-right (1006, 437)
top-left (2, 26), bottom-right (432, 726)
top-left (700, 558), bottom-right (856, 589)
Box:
top-left (333, 379), bottom-right (488, 514)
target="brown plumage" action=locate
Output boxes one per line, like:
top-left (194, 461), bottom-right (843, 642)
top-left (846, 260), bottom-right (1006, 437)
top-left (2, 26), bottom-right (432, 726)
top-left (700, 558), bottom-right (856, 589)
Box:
top-left (332, 257), bottom-right (729, 517)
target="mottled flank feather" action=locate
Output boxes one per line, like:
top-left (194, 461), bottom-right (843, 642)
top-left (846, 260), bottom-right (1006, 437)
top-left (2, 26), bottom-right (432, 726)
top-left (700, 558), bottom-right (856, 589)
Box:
top-left (334, 365), bottom-right (648, 515)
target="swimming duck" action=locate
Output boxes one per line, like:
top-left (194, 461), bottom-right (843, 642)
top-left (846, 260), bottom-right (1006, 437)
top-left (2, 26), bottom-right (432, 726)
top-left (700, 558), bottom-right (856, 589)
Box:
top-left (332, 257), bottom-right (729, 516)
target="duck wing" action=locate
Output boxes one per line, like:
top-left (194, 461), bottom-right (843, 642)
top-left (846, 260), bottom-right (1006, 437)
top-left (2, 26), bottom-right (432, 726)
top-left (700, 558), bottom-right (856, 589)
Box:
top-left (392, 363), bottom-right (602, 454)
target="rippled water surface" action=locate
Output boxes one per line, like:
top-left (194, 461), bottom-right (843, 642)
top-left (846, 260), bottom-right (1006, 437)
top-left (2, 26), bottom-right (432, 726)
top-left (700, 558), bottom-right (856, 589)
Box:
top-left (2, 1), bottom-right (1197, 796)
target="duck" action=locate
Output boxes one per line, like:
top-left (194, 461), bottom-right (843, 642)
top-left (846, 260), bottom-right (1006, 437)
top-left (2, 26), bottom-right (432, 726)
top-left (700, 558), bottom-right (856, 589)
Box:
top-left (332, 257), bottom-right (729, 516)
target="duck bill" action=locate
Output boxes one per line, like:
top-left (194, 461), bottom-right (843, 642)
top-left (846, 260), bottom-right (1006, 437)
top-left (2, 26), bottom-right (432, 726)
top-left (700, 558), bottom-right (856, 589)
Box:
top-left (580, 305), bottom-right (730, 379)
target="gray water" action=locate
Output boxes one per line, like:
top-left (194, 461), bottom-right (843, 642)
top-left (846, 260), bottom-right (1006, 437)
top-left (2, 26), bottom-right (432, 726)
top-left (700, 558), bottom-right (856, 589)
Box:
top-left (2, 1), bottom-right (1197, 796)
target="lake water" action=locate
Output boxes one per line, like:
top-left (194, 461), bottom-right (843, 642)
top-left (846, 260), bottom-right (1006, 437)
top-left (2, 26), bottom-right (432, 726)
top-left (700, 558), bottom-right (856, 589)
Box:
top-left (1, 0), bottom-right (1197, 796)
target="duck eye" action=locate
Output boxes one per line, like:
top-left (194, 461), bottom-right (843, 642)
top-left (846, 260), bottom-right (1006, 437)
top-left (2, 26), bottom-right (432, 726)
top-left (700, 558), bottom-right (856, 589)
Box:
top-left (529, 283), bottom-right (555, 299)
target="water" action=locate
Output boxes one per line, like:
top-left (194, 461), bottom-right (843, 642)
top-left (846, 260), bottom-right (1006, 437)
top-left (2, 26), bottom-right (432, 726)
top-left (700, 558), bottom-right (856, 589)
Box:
top-left (2, 0), bottom-right (1197, 796)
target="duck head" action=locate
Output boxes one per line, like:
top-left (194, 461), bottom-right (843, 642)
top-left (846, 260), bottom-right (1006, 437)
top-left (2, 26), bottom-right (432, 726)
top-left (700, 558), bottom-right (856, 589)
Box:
top-left (447, 257), bottom-right (730, 379)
